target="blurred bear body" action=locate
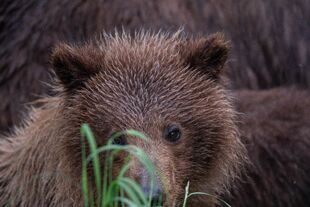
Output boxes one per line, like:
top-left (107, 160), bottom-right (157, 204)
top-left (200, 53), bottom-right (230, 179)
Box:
top-left (1, 0), bottom-right (309, 132)
top-left (228, 88), bottom-right (310, 207)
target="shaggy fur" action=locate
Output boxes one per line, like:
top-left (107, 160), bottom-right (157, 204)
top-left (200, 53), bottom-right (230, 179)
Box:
top-left (1, 0), bottom-right (309, 132)
top-left (0, 32), bottom-right (245, 206)
top-left (226, 88), bottom-right (310, 207)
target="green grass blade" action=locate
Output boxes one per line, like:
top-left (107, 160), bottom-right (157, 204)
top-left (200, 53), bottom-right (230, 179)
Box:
top-left (182, 181), bottom-right (231, 207)
top-left (81, 136), bottom-right (89, 207)
top-left (125, 129), bottom-right (149, 142)
top-left (117, 179), bottom-right (143, 205)
top-left (118, 158), bottom-right (131, 178)
top-left (81, 123), bottom-right (102, 206)
top-left (187, 192), bottom-right (231, 207)
top-left (118, 177), bottom-right (148, 205)
top-left (103, 180), bottom-right (119, 206)
top-left (182, 181), bottom-right (190, 207)
top-left (113, 197), bottom-right (139, 207)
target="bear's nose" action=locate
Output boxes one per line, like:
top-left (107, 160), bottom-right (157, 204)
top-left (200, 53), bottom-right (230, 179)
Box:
top-left (142, 186), bottom-right (163, 206)
top-left (140, 169), bottom-right (164, 205)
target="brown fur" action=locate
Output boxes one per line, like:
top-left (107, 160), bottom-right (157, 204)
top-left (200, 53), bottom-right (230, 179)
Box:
top-left (0, 32), bottom-right (245, 206)
top-left (1, 0), bottom-right (309, 133)
top-left (2, 31), bottom-right (310, 207)
top-left (226, 88), bottom-right (310, 207)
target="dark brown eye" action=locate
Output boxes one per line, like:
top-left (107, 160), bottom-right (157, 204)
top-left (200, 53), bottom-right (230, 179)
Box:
top-left (111, 133), bottom-right (127, 145)
top-left (164, 125), bottom-right (182, 143)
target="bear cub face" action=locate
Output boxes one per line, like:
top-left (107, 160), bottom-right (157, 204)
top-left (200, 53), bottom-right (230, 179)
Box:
top-left (51, 32), bottom-right (244, 206)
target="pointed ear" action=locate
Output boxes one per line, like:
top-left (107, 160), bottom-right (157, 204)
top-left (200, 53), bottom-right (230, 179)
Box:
top-left (183, 33), bottom-right (230, 80)
top-left (51, 44), bottom-right (103, 92)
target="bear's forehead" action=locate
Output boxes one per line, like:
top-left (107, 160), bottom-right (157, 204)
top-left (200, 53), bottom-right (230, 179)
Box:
top-left (96, 32), bottom-right (184, 70)
top-left (89, 39), bottom-right (196, 103)
top-left (89, 67), bottom-right (194, 109)
top-left (79, 33), bottom-right (221, 123)
top-left (83, 65), bottom-right (217, 126)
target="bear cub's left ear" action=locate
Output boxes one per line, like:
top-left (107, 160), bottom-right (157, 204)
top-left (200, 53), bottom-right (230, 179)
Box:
top-left (51, 44), bottom-right (103, 93)
top-left (184, 33), bottom-right (230, 80)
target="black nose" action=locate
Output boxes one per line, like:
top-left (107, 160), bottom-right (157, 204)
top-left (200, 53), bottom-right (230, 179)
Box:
top-left (142, 186), bottom-right (163, 206)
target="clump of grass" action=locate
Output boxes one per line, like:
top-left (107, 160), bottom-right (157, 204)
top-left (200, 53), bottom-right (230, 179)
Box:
top-left (80, 123), bottom-right (231, 207)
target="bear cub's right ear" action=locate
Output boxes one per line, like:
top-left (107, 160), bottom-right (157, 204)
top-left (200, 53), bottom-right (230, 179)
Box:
top-left (51, 44), bottom-right (103, 93)
top-left (184, 33), bottom-right (230, 81)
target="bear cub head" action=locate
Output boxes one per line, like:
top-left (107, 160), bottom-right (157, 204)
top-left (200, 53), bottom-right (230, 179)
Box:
top-left (51, 31), bottom-right (245, 206)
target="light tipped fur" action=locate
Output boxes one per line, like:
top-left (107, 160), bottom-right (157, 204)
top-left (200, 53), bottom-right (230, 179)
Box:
top-left (0, 31), bottom-right (245, 207)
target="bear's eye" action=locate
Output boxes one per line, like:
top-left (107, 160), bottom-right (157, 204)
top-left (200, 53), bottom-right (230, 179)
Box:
top-left (164, 125), bottom-right (182, 143)
top-left (111, 134), bottom-right (127, 146)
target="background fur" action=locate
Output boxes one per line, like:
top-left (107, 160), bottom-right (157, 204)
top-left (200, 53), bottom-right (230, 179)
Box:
top-left (1, 0), bottom-right (309, 132)
top-left (227, 88), bottom-right (310, 207)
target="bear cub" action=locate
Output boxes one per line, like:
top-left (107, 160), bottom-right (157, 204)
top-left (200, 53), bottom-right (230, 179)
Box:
top-left (0, 31), bottom-right (309, 207)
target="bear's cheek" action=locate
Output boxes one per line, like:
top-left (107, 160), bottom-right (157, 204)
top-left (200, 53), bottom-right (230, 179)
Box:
top-left (157, 141), bottom-right (194, 195)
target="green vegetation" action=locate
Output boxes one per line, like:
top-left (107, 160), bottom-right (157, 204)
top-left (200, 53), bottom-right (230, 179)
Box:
top-left (80, 123), bottom-right (231, 207)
